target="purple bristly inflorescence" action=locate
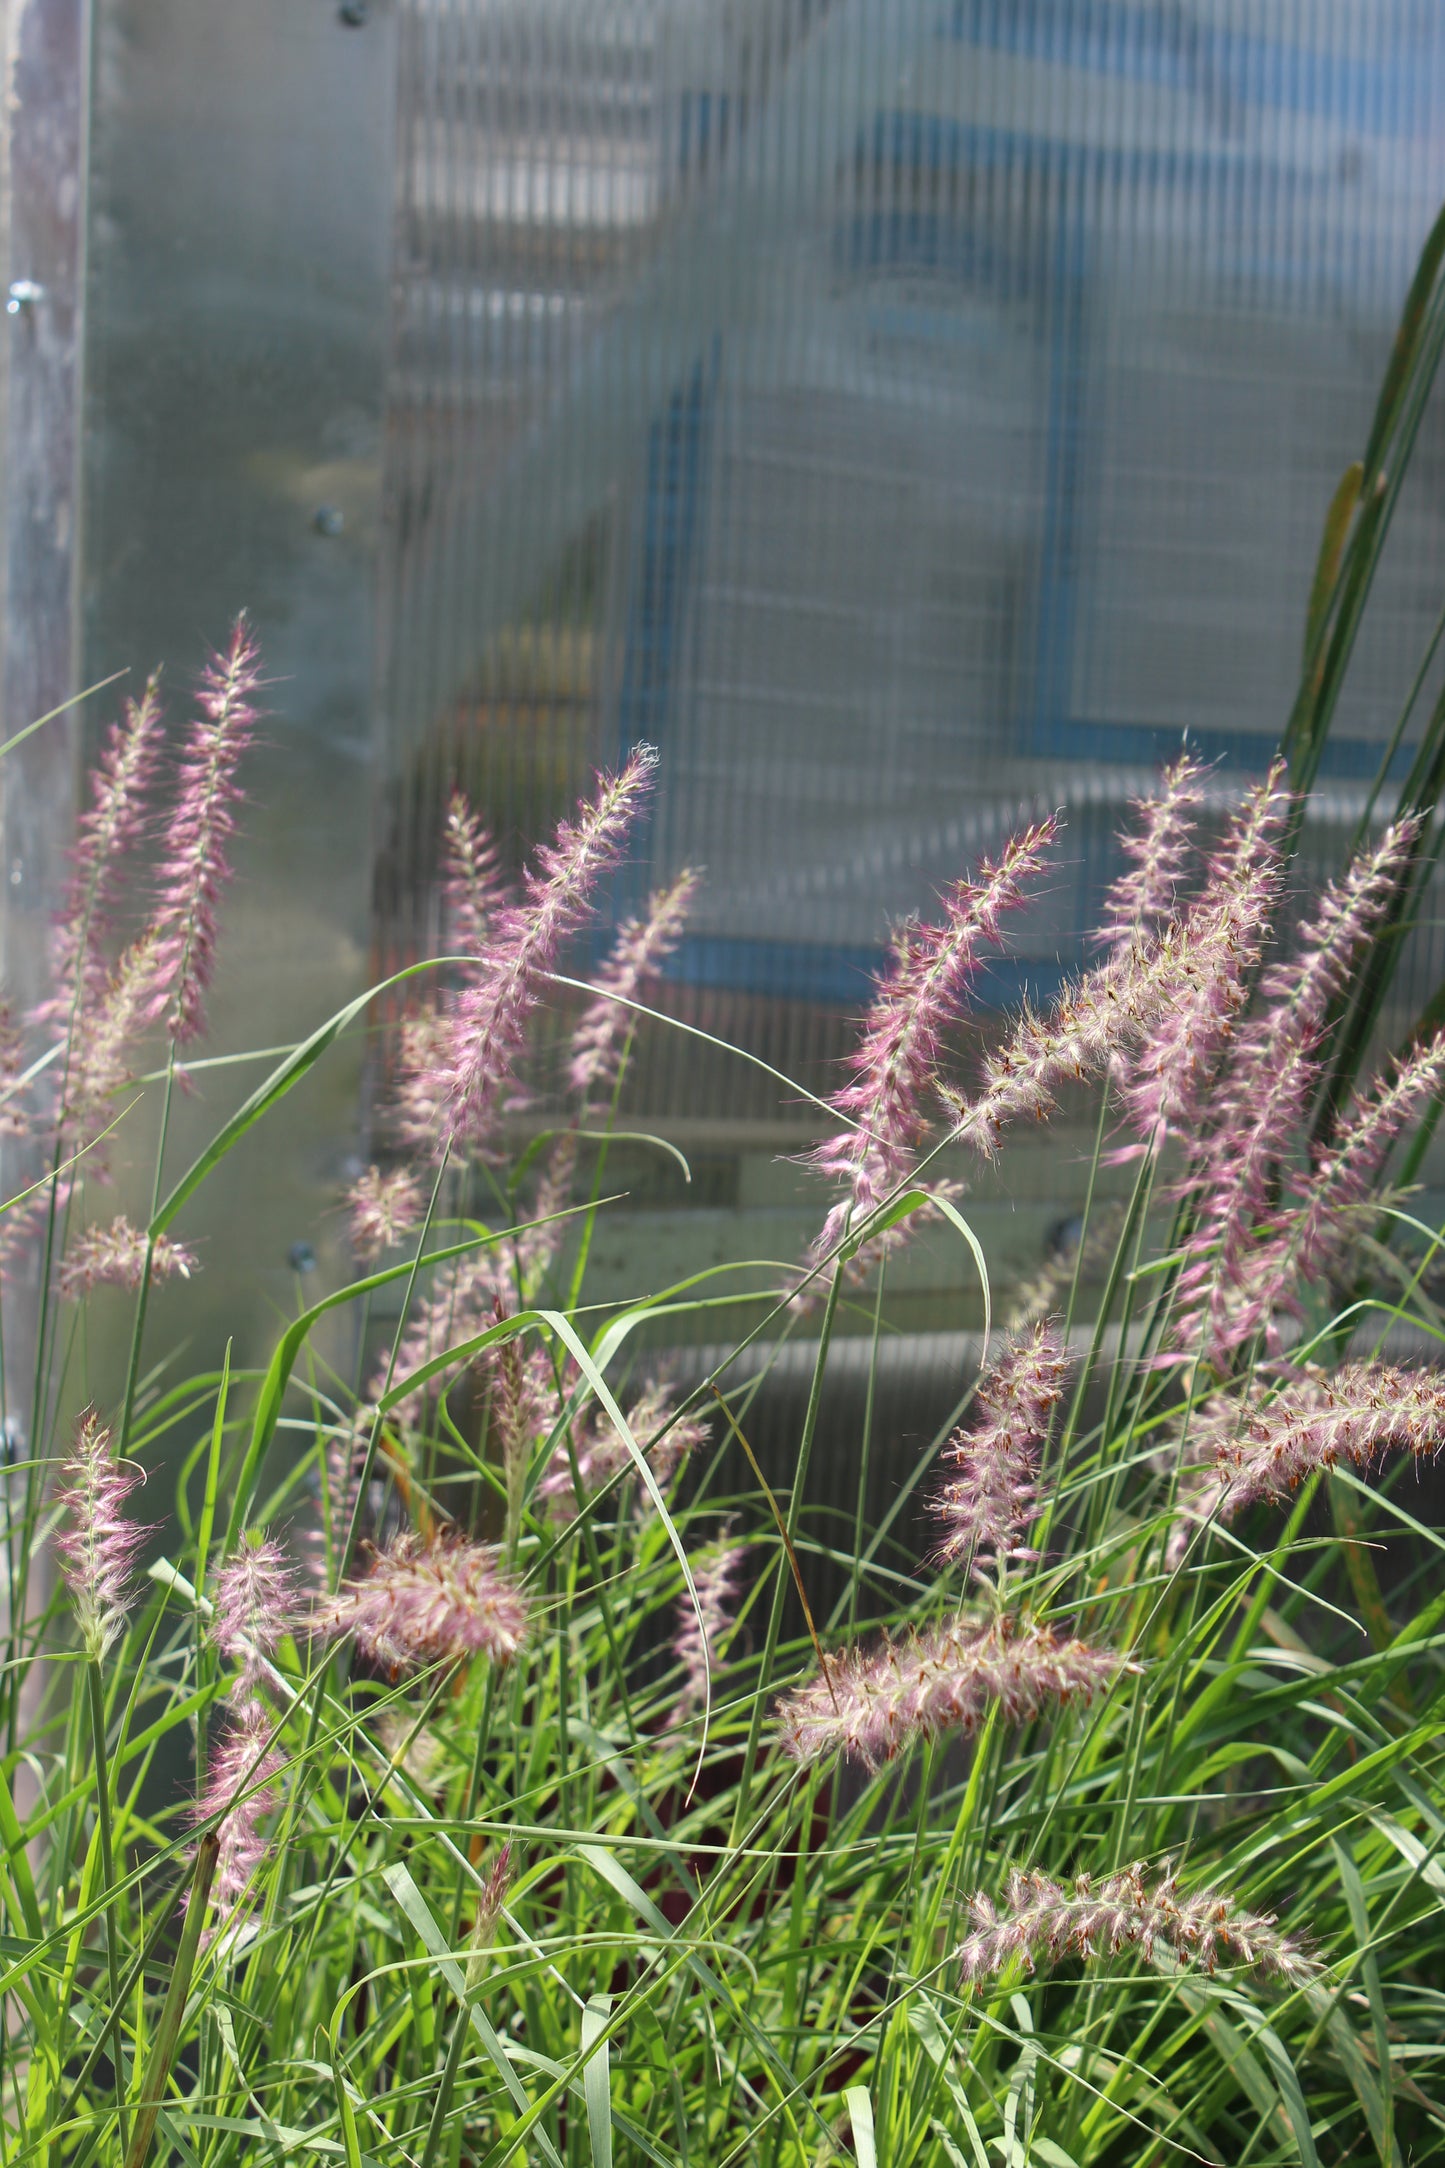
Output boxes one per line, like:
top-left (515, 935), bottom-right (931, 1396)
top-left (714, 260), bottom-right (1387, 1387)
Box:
top-left (55, 1409), bottom-right (150, 1661)
top-left (776, 1615), bottom-right (1131, 1770)
top-left (58, 1215), bottom-right (197, 1300)
top-left (811, 819), bottom-right (1057, 1260)
top-left (1094, 754), bottom-right (1206, 954)
top-left (1209, 1360), bottom-right (1445, 1515)
top-left (316, 1528), bottom-right (529, 1674)
top-left (670, 1532), bottom-right (746, 1727)
top-left (568, 866), bottom-right (699, 1111)
top-left (146, 620), bottom-right (262, 1045)
top-left (44, 674), bottom-right (165, 1023)
top-left (958, 1862), bottom-right (1314, 1986)
top-left (536, 1379), bottom-right (710, 1520)
top-left (931, 1322), bottom-right (1069, 1571)
top-left (1118, 762), bottom-right (1289, 1150)
top-left (378, 1247), bottom-right (512, 1428)
top-left (1290, 1035), bottom-right (1445, 1285)
top-left (443, 790), bottom-right (509, 960)
top-left (194, 1697), bottom-right (285, 1924)
top-left (209, 1530), bottom-right (298, 1688)
top-left (445, 745), bottom-right (657, 1148)
top-left (345, 1165), bottom-right (425, 1266)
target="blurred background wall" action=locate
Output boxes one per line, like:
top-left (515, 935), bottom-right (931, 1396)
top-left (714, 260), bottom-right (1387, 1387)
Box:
top-left (6, 0), bottom-right (1445, 1392)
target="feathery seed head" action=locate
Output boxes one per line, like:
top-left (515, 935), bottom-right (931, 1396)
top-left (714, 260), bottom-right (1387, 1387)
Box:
top-left (811, 818), bottom-right (1057, 1256)
top-left (958, 1862), bottom-right (1314, 1986)
top-left (346, 1164), bottom-right (424, 1265)
top-left (446, 745), bottom-right (657, 1148)
top-left (58, 1215), bottom-right (196, 1300)
top-left (55, 1410), bottom-right (149, 1661)
top-left (46, 674), bottom-right (165, 1019)
top-left (932, 1321), bottom-right (1069, 1570)
top-left (670, 1531), bottom-right (746, 1726)
top-left (210, 1530), bottom-right (297, 1686)
top-left (443, 791), bottom-right (508, 959)
top-left (317, 1528), bottom-right (529, 1674)
top-left (194, 1697), bottom-right (285, 1923)
top-left (777, 1614), bottom-right (1131, 1770)
top-left (1095, 754), bottom-right (1206, 953)
top-left (569, 866), bottom-right (699, 1109)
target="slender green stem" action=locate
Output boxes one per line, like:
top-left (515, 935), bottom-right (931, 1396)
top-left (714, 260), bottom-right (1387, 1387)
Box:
top-left (85, 1658), bottom-right (131, 2154)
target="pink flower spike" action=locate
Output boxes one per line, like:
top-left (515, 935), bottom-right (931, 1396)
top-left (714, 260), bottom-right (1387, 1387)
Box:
top-left (0, 1002), bottom-right (32, 1141)
top-left (45, 673), bottom-right (165, 1021)
top-left (569, 866), bottom-right (699, 1110)
top-left (316, 1528), bottom-right (529, 1675)
top-left (811, 818), bottom-right (1058, 1257)
top-left (55, 1410), bottom-right (150, 1661)
top-left (1095, 754), bottom-right (1206, 953)
top-left (777, 1614), bottom-right (1131, 1770)
top-left (443, 791), bottom-right (508, 960)
top-left (1209, 1360), bottom-right (1445, 1516)
top-left (536, 1379), bottom-right (710, 1520)
top-left (194, 1696), bottom-right (285, 1924)
top-left (147, 618), bottom-right (262, 1045)
top-left (58, 1215), bottom-right (197, 1300)
top-left (931, 1321), bottom-right (1070, 1570)
top-left (1292, 1035), bottom-right (1445, 1284)
top-left (670, 1532), bottom-right (746, 1727)
top-left (378, 1246), bottom-right (511, 1429)
top-left (345, 1165), bottom-right (424, 1266)
top-left (209, 1530), bottom-right (297, 1687)
top-left (1119, 763), bottom-right (1288, 1149)
top-left (446, 745), bottom-right (657, 1148)
top-left (958, 1862), bottom-right (1314, 1987)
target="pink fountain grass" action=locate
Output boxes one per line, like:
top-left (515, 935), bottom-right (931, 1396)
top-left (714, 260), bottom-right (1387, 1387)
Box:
top-left (67, 925), bottom-right (166, 1122)
top-left (932, 1322), bottom-right (1069, 1571)
top-left (958, 1863), bottom-right (1314, 1986)
top-left (209, 1531), bottom-right (297, 1689)
top-left (777, 1616), bottom-right (1131, 1770)
top-left (1210, 1360), bottom-right (1445, 1514)
top-left (811, 820), bottom-right (1057, 1257)
top-left (569, 865), bottom-right (699, 1110)
top-left (58, 1216), bottom-right (197, 1300)
top-left (486, 1315), bottom-right (557, 1534)
top-left (1095, 754), bottom-right (1206, 953)
top-left (195, 1697), bottom-right (285, 1923)
top-left (1291, 1036), bottom-right (1445, 1284)
top-left (146, 619), bottom-right (262, 1045)
top-left (306, 1414), bottom-right (372, 1591)
top-left (55, 1410), bottom-right (150, 1661)
top-left (670, 1532), bottom-right (745, 1726)
top-left (345, 1165), bottom-right (425, 1266)
top-left (443, 790), bottom-right (508, 959)
top-left (536, 1380), bottom-right (710, 1520)
top-left (0, 1002), bottom-right (31, 1140)
top-left (318, 1528), bottom-right (529, 1675)
top-left (378, 1246), bottom-right (511, 1428)
top-left (45, 674), bottom-right (165, 1022)
top-left (446, 745), bottom-right (657, 1148)
top-left (1119, 763), bottom-right (1288, 1150)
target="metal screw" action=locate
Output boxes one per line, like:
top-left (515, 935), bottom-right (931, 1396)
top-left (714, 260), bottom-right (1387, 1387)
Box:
top-left (6, 280), bottom-right (43, 316)
top-left (288, 1241), bottom-right (318, 1275)
top-left (313, 504), bottom-right (345, 536)
top-left (338, 0), bottom-right (367, 23)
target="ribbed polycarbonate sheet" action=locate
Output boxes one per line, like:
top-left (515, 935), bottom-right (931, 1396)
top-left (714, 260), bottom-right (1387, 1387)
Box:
top-left (375, 0), bottom-right (1445, 1127)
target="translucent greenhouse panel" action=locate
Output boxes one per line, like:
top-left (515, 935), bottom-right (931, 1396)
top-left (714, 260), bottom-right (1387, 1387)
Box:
top-left (375, 0), bottom-right (1445, 1139)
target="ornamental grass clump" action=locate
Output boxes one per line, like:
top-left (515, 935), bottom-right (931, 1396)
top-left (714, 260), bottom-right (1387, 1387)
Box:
top-left (12, 233), bottom-right (1445, 2161)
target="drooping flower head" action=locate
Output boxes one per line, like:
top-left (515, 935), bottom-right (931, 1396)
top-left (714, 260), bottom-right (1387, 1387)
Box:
top-left (209, 1530), bottom-right (297, 1688)
top-left (1095, 753), bottom-right (1206, 953)
top-left (446, 746), bottom-right (657, 1148)
top-left (1209, 1359), bottom-right (1445, 1517)
top-left (317, 1528), bottom-right (529, 1675)
top-left (670, 1531), bottom-right (746, 1727)
top-left (345, 1165), bottom-right (425, 1266)
top-left (58, 1215), bottom-right (197, 1300)
top-left (932, 1321), bottom-right (1070, 1571)
top-left (194, 1696), bottom-right (285, 1924)
top-left (958, 1862), bottom-right (1314, 1987)
top-left (536, 1379), bottom-right (710, 1520)
top-left (55, 1410), bottom-right (149, 1661)
top-left (146, 619), bottom-right (262, 1044)
top-left (568, 866), bottom-right (699, 1111)
top-left (777, 1615), bottom-right (1131, 1770)
top-left (379, 1245), bottom-right (511, 1430)
top-left (811, 819), bottom-right (1057, 1259)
